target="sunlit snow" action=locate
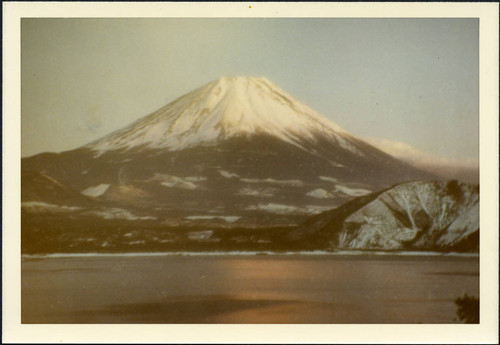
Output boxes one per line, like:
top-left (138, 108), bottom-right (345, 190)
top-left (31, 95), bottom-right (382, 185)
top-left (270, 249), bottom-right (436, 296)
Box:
top-left (81, 184), bottom-right (110, 197)
top-left (86, 76), bottom-right (362, 156)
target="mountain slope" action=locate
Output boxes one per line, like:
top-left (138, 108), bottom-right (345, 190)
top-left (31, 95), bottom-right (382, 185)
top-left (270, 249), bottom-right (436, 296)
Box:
top-left (288, 180), bottom-right (479, 252)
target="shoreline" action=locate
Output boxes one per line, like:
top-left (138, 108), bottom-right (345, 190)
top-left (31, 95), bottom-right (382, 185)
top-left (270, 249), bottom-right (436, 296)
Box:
top-left (21, 250), bottom-right (479, 259)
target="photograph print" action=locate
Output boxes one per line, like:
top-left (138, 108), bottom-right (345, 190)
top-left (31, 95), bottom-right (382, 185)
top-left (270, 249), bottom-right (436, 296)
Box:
top-left (20, 17), bottom-right (480, 324)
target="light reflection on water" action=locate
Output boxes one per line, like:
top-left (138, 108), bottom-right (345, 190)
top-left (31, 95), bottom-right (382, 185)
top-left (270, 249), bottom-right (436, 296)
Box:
top-left (22, 255), bottom-right (479, 323)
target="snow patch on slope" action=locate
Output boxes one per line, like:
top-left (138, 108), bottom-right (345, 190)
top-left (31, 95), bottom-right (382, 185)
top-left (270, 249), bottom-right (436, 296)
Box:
top-left (307, 189), bottom-right (334, 199)
top-left (319, 176), bottom-right (338, 183)
top-left (148, 173), bottom-right (203, 190)
top-left (246, 203), bottom-right (333, 215)
top-left (85, 208), bottom-right (156, 221)
top-left (219, 170), bottom-right (239, 178)
top-left (81, 184), bottom-right (110, 197)
top-left (21, 201), bottom-right (82, 213)
top-left (236, 187), bottom-right (274, 197)
top-left (161, 180), bottom-right (197, 190)
top-left (184, 176), bottom-right (207, 182)
top-left (185, 215), bottom-right (241, 223)
top-left (241, 177), bottom-right (303, 187)
top-left (335, 185), bottom-right (371, 197)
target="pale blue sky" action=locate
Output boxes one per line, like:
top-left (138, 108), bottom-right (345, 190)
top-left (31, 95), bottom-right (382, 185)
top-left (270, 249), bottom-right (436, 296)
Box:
top-left (22, 18), bottom-right (478, 161)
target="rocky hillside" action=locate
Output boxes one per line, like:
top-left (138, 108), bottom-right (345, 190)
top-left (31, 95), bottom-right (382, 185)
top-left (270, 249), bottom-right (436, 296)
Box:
top-left (288, 180), bottom-right (479, 252)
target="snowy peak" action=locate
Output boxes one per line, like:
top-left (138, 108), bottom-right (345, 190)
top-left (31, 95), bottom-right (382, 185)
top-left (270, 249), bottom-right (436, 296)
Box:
top-left (86, 76), bottom-right (356, 154)
top-left (210, 76), bottom-right (346, 134)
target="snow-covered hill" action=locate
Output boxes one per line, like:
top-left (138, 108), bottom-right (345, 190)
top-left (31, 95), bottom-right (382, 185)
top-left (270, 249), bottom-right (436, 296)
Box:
top-left (289, 180), bottom-right (479, 251)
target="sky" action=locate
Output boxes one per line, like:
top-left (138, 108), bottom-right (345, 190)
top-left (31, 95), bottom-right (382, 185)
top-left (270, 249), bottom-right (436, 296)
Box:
top-left (21, 18), bottom-right (478, 166)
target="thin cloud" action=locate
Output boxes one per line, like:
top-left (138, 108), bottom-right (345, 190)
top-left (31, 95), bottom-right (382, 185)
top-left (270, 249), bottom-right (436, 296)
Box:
top-left (365, 137), bottom-right (479, 183)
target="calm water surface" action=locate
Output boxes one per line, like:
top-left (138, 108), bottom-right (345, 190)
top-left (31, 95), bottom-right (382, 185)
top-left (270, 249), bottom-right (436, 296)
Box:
top-left (22, 254), bottom-right (479, 323)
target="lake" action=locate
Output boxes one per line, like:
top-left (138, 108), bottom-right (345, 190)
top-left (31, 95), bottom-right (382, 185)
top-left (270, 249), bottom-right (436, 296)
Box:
top-left (21, 253), bottom-right (479, 323)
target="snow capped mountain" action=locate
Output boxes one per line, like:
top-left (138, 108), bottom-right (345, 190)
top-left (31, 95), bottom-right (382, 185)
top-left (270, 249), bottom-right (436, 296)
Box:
top-left (86, 76), bottom-right (359, 155)
top-left (21, 77), bottom-right (480, 253)
top-left (22, 76), bottom-right (435, 226)
top-left (289, 180), bottom-right (479, 252)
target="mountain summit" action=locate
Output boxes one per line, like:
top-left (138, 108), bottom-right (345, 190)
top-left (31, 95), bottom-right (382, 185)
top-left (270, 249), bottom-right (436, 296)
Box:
top-left (23, 76), bottom-right (435, 226)
top-left (87, 76), bottom-right (355, 155)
